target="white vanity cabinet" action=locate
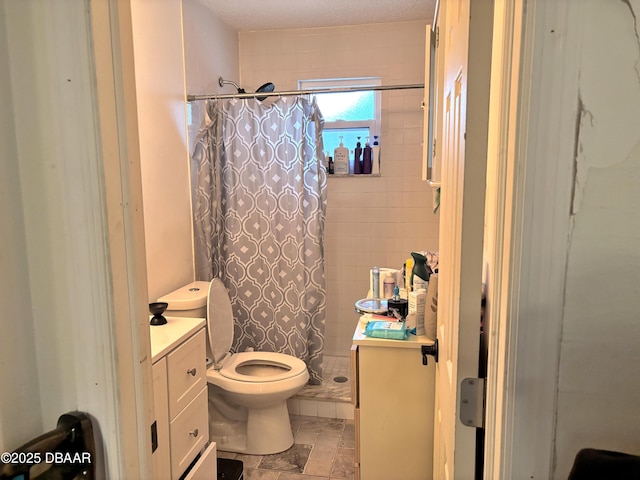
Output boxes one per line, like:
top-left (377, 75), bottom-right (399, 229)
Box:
top-left (150, 317), bottom-right (216, 480)
top-left (351, 323), bottom-right (436, 480)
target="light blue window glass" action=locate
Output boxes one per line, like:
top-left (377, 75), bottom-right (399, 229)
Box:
top-left (315, 92), bottom-right (375, 122)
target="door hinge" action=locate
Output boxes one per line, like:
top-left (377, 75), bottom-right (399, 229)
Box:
top-left (436, 26), bottom-right (440, 48)
top-left (151, 421), bottom-right (158, 453)
top-left (459, 378), bottom-right (485, 428)
top-left (432, 138), bottom-right (437, 159)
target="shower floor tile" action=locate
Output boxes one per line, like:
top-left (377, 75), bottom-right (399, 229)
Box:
top-left (296, 355), bottom-right (351, 402)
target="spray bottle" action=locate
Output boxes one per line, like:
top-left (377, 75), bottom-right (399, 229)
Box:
top-left (411, 252), bottom-right (432, 292)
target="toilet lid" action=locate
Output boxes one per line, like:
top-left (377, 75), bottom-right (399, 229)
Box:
top-left (219, 351), bottom-right (308, 383)
top-left (207, 278), bottom-right (234, 366)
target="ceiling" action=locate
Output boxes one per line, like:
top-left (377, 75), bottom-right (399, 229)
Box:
top-left (199, 0), bottom-right (437, 31)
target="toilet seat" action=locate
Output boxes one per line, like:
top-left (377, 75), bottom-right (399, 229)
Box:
top-left (218, 351), bottom-right (308, 383)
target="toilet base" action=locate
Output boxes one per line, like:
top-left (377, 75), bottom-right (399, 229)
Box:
top-left (209, 393), bottom-right (294, 455)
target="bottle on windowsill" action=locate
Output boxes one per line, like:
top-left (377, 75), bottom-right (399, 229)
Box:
top-left (354, 137), bottom-right (363, 174)
top-left (333, 136), bottom-right (349, 175)
top-left (372, 135), bottom-right (380, 175)
top-left (363, 136), bottom-right (372, 174)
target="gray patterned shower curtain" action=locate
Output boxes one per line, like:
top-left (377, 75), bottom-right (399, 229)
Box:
top-left (191, 96), bottom-right (327, 384)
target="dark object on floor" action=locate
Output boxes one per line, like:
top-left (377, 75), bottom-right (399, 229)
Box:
top-left (333, 376), bottom-right (349, 383)
top-left (568, 448), bottom-right (640, 480)
top-left (217, 458), bottom-right (244, 480)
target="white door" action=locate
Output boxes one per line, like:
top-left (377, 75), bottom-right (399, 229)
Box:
top-left (432, 0), bottom-right (493, 478)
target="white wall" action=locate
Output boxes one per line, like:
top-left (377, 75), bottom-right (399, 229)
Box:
top-left (182, 0), bottom-right (240, 232)
top-left (239, 21), bottom-right (438, 356)
top-left (183, 0), bottom-right (239, 155)
top-left (1, 0), bottom-right (95, 437)
top-left (553, 1), bottom-right (640, 477)
top-left (0, 0), bottom-right (43, 451)
top-left (0, 3), bottom-right (149, 476)
top-left (131, 0), bottom-right (194, 301)
top-left (3, 1), bottom-right (84, 431)
top-left (131, 0), bottom-right (240, 301)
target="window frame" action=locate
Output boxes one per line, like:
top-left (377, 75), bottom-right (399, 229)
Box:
top-left (299, 77), bottom-right (382, 144)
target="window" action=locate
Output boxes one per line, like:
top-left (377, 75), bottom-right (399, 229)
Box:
top-left (299, 78), bottom-right (382, 172)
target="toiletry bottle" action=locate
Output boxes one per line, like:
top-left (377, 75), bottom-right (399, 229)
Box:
top-left (372, 135), bottom-right (380, 175)
top-left (411, 252), bottom-right (430, 280)
top-left (383, 274), bottom-right (395, 299)
top-left (372, 266), bottom-right (380, 299)
top-left (402, 262), bottom-right (407, 290)
top-left (405, 257), bottom-right (415, 292)
top-left (388, 285), bottom-right (409, 320)
top-left (328, 155), bottom-right (334, 174)
top-left (408, 289), bottom-right (427, 336)
top-left (363, 137), bottom-right (372, 174)
top-left (333, 136), bottom-right (349, 174)
top-left (354, 137), bottom-right (363, 174)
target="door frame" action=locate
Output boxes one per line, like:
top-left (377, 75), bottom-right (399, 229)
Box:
top-left (483, 0), bottom-right (580, 478)
top-left (90, 0), bottom-right (155, 477)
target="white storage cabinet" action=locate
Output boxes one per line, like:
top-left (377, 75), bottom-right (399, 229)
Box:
top-left (351, 324), bottom-right (436, 480)
top-left (150, 318), bottom-right (217, 479)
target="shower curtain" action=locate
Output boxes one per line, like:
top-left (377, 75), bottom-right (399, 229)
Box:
top-left (191, 96), bottom-right (327, 384)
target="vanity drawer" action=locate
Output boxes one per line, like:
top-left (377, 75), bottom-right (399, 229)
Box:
top-left (170, 386), bottom-right (209, 480)
top-left (167, 328), bottom-right (206, 419)
top-left (183, 442), bottom-right (217, 480)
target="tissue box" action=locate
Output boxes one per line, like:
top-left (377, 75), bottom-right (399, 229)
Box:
top-left (364, 320), bottom-right (409, 340)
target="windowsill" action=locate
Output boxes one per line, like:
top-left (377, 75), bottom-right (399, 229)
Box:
top-left (327, 173), bottom-right (382, 177)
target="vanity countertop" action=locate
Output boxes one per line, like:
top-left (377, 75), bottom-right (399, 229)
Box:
top-left (149, 316), bottom-right (205, 363)
top-left (352, 318), bottom-right (435, 349)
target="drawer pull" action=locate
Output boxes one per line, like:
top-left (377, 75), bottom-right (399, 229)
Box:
top-left (187, 368), bottom-right (197, 376)
top-left (189, 428), bottom-right (199, 438)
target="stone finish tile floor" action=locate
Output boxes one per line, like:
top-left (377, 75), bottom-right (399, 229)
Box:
top-left (295, 356), bottom-right (351, 402)
top-left (217, 415), bottom-right (355, 479)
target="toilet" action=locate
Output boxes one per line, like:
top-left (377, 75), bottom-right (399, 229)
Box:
top-left (158, 279), bottom-right (309, 455)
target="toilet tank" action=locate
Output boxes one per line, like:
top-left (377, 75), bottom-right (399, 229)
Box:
top-left (157, 281), bottom-right (210, 318)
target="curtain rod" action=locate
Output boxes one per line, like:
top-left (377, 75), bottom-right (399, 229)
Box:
top-left (186, 83), bottom-right (424, 102)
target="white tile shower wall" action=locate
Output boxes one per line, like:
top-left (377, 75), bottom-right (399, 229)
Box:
top-left (287, 398), bottom-right (354, 420)
top-left (239, 21), bottom-right (439, 356)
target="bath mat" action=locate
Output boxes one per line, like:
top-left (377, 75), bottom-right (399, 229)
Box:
top-left (257, 443), bottom-right (312, 473)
